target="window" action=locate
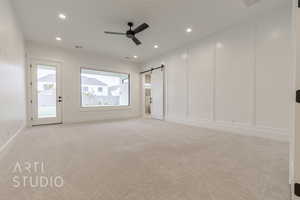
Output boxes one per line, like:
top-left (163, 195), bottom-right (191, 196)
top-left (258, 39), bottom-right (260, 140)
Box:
top-left (80, 68), bottom-right (130, 107)
top-left (37, 65), bottom-right (57, 118)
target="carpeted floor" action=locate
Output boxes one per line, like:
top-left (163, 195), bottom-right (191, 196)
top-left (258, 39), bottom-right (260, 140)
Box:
top-left (0, 119), bottom-right (289, 200)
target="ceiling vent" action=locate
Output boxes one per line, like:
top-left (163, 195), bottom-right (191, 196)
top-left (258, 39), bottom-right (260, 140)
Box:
top-left (242, 0), bottom-right (260, 7)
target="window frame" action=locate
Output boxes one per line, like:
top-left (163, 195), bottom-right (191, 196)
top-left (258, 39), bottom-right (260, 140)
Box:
top-left (80, 67), bottom-right (131, 111)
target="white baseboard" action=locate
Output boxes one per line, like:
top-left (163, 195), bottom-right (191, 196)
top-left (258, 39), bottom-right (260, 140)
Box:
top-left (0, 122), bottom-right (26, 153)
top-left (63, 115), bottom-right (141, 125)
top-left (165, 117), bottom-right (289, 142)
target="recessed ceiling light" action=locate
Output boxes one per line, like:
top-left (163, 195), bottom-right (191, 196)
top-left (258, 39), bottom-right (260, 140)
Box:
top-left (58, 13), bottom-right (67, 20)
top-left (186, 28), bottom-right (192, 33)
top-left (133, 55), bottom-right (138, 59)
top-left (154, 45), bottom-right (159, 49)
top-left (55, 37), bottom-right (62, 41)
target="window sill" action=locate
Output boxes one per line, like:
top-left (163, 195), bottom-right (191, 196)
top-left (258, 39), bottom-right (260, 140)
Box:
top-left (79, 105), bottom-right (132, 112)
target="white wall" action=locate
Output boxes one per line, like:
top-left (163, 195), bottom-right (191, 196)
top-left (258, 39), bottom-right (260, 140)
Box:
top-left (26, 41), bottom-right (141, 123)
top-left (147, 5), bottom-right (293, 141)
top-left (294, 0), bottom-right (300, 197)
top-left (0, 0), bottom-right (26, 149)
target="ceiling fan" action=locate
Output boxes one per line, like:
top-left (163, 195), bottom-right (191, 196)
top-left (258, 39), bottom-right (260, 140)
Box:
top-left (104, 22), bottom-right (149, 46)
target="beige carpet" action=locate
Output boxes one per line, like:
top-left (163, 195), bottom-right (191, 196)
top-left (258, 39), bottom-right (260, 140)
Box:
top-left (0, 119), bottom-right (289, 200)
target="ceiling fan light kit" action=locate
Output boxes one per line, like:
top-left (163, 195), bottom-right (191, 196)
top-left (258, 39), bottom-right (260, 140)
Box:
top-left (104, 22), bottom-right (149, 46)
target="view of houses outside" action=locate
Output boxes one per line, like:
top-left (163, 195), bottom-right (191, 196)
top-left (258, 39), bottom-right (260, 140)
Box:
top-left (37, 68), bottom-right (130, 119)
top-left (80, 69), bottom-right (129, 107)
top-left (37, 65), bottom-right (57, 118)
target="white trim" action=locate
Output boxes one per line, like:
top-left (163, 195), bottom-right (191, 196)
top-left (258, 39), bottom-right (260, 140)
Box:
top-left (30, 59), bottom-right (63, 125)
top-left (0, 123), bottom-right (26, 153)
top-left (165, 117), bottom-right (289, 142)
top-left (185, 49), bottom-right (190, 119)
top-left (63, 116), bottom-right (140, 125)
top-left (290, 0), bottom-right (297, 189)
top-left (80, 66), bottom-right (131, 76)
top-left (27, 56), bottom-right (64, 64)
top-left (252, 20), bottom-right (257, 127)
top-left (141, 73), bottom-right (146, 117)
top-left (151, 114), bottom-right (164, 120)
top-left (80, 105), bottom-right (132, 112)
top-left (164, 62), bottom-right (169, 117)
top-left (212, 41), bottom-right (217, 122)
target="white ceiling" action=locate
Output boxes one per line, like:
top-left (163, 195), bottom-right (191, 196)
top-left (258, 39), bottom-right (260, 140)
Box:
top-left (12, 0), bottom-right (289, 63)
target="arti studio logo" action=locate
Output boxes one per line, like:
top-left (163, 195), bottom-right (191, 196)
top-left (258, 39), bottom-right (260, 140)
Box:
top-left (11, 161), bottom-right (64, 188)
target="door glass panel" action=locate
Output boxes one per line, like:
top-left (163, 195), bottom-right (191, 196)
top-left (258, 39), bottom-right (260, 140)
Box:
top-left (37, 65), bottom-right (57, 118)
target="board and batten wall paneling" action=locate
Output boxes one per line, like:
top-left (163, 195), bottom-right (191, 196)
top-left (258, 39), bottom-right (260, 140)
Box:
top-left (165, 51), bottom-right (188, 121)
top-left (255, 8), bottom-right (293, 131)
top-left (187, 41), bottom-right (215, 122)
top-left (0, 0), bottom-right (26, 150)
top-left (147, 5), bottom-right (292, 140)
top-left (215, 23), bottom-right (255, 125)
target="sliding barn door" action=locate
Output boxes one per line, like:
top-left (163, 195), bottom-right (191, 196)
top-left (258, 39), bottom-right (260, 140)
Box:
top-left (151, 69), bottom-right (164, 120)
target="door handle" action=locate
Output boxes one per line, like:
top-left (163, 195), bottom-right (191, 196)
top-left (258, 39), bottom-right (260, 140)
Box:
top-left (297, 90), bottom-right (300, 103)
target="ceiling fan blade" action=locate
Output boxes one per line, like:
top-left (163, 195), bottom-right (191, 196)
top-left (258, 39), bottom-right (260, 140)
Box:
top-left (133, 23), bottom-right (149, 34)
top-left (132, 36), bottom-right (142, 45)
top-left (104, 31), bottom-right (126, 35)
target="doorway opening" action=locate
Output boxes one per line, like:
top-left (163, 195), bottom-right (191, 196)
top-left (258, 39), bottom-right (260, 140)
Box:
top-left (29, 59), bottom-right (63, 126)
top-left (144, 74), bottom-right (152, 118)
top-left (142, 65), bottom-right (165, 120)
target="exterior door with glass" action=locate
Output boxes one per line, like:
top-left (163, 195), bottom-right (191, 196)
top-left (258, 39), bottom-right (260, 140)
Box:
top-left (30, 60), bottom-right (62, 125)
